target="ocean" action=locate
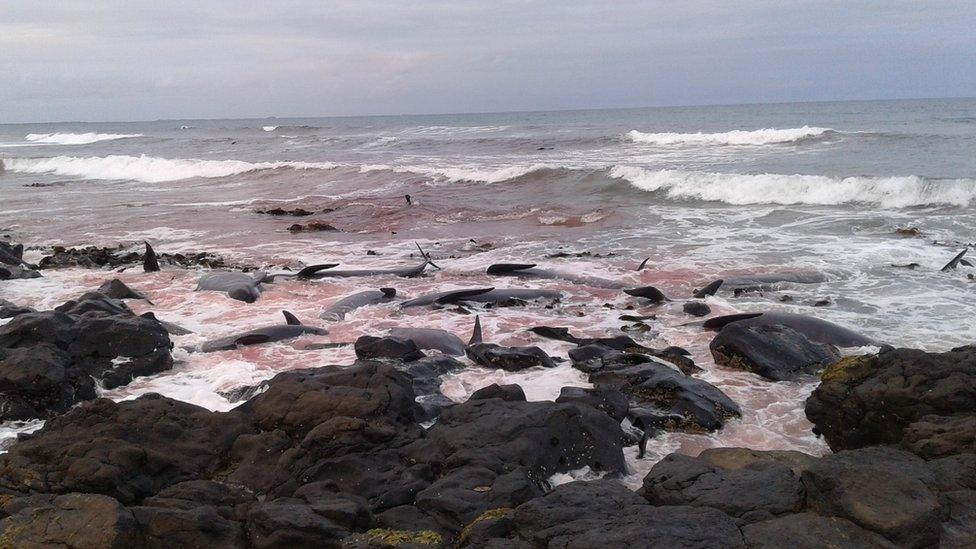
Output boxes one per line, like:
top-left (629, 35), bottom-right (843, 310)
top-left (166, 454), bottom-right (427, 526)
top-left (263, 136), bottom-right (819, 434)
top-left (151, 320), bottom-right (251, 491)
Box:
top-left (2, 98), bottom-right (975, 483)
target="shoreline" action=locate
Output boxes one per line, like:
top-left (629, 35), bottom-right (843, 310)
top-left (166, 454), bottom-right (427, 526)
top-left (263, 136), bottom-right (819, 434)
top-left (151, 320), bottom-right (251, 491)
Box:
top-left (0, 237), bottom-right (972, 546)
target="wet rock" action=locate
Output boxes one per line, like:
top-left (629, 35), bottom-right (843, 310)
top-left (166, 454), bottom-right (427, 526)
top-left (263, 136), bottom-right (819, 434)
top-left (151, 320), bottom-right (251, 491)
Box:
top-left (0, 301), bottom-right (172, 419)
top-left (97, 278), bottom-right (150, 300)
top-left (505, 480), bottom-right (745, 548)
top-left (466, 342), bottom-right (556, 371)
top-left (142, 480), bottom-right (255, 519)
top-left (801, 446), bottom-right (941, 547)
top-left (0, 343), bottom-right (95, 421)
top-left (569, 343), bottom-right (700, 376)
top-left (710, 323), bottom-right (840, 381)
top-left (39, 245), bottom-right (231, 270)
top-left (940, 490), bottom-right (976, 548)
top-left (806, 347), bottom-right (976, 455)
top-left (404, 399), bottom-right (627, 532)
top-left (471, 383), bottom-right (527, 402)
top-left (682, 301), bottom-right (711, 317)
top-left (256, 207), bottom-right (335, 216)
top-left (0, 264), bottom-right (41, 280)
top-left (589, 361), bottom-right (741, 432)
top-left (0, 299), bottom-right (34, 319)
top-left (0, 395), bottom-right (253, 503)
top-left (742, 513), bottom-right (897, 548)
top-left (642, 452), bottom-right (804, 523)
top-left (227, 362), bottom-right (427, 507)
top-left (246, 500), bottom-right (350, 547)
top-left (555, 385), bottom-right (629, 422)
top-left (901, 413), bottom-right (976, 458)
top-left (0, 241), bottom-right (24, 265)
top-left (0, 493), bottom-right (142, 548)
top-left (354, 335), bottom-right (425, 362)
top-left (288, 221), bottom-right (340, 232)
top-left (132, 504), bottom-right (247, 547)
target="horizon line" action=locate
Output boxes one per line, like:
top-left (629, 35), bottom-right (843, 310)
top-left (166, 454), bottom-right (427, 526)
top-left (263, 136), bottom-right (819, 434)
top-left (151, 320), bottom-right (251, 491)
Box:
top-left (2, 94), bottom-right (974, 126)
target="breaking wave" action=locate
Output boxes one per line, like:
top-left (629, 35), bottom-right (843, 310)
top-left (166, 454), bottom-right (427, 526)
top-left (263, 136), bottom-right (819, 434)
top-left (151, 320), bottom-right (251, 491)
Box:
top-left (0, 155), bottom-right (338, 183)
top-left (24, 132), bottom-right (144, 145)
top-left (360, 163), bottom-right (556, 183)
top-left (626, 126), bottom-right (834, 146)
top-left (610, 165), bottom-right (976, 208)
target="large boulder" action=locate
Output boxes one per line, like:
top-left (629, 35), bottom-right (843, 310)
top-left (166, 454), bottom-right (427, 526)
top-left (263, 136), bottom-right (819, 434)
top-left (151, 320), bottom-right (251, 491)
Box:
top-left (0, 296), bottom-right (173, 420)
top-left (0, 493), bottom-right (142, 548)
top-left (806, 347), bottom-right (976, 456)
top-left (0, 395), bottom-right (253, 504)
top-left (710, 323), bottom-right (840, 381)
top-left (742, 513), bottom-right (896, 548)
top-left (495, 480), bottom-right (746, 548)
top-left (589, 361), bottom-right (740, 432)
top-left (642, 451), bottom-right (804, 523)
top-left (403, 399), bottom-right (627, 532)
top-left (801, 446), bottom-right (942, 548)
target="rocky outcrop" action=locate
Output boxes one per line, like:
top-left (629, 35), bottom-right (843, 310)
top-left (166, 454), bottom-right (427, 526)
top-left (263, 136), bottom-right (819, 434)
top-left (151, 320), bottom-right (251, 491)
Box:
top-left (805, 346), bottom-right (976, 456)
top-left (710, 322), bottom-right (840, 381)
top-left (0, 293), bottom-right (173, 421)
top-left (465, 342), bottom-right (557, 371)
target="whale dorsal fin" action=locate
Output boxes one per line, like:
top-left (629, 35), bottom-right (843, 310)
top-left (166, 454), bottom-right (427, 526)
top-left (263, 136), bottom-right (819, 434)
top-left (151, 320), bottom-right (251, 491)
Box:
top-left (143, 241), bottom-right (160, 272)
top-left (637, 257), bottom-right (650, 271)
top-left (380, 287), bottom-right (397, 298)
top-left (693, 279), bottom-right (723, 298)
top-left (296, 263), bottom-right (340, 279)
top-left (486, 263), bottom-right (536, 275)
top-left (282, 311), bottom-right (302, 325)
top-left (469, 315), bottom-right (483, 345)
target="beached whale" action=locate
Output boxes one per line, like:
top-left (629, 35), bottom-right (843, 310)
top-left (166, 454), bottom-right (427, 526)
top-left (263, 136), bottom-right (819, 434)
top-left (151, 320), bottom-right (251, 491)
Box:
top-left (198, 311), bottom-right (327, 352)
top-left (319, 288), bottom-right (397, 320)
top-left (702, 311), bottom-right (875, 347)
top-left (719, 272), bottom-right (828, 289)
top-left (486, 263), bottom-right (627, 289)
top-left (389, 327), bottom-right (467, 356)
top-left (399, 287), bottom-right (562, 308)
top-left (196, 271), bottom-right (268, 303)
top-left (293, 244), bottom-right (440, 280)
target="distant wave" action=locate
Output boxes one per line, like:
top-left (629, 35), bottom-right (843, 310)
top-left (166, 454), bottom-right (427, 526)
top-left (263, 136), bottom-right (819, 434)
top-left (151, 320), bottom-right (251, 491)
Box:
top-left (262, 126), bottom-right (278, 132)
top-left (361, 163), bottom-right (555, 183)
top-left (24, 132), bottom-right (143, 145)
top-left (610, 165), bottom-right (976, 208)
top-left (626, 126), bottom-right (834, 146)
top-left (1, 155), bottom-right (338, 183)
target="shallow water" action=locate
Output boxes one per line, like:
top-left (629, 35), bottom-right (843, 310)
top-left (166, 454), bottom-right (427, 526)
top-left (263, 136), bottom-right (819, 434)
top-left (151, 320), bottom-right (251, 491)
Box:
top-left (2, 99), bottom-right (975, 480)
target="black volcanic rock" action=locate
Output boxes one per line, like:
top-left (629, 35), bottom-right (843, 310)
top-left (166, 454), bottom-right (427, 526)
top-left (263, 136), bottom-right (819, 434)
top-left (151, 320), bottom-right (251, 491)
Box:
top-left (710, 322), bottom-right (840, 381)
top-left (805, 346), bottom-right (976, 456)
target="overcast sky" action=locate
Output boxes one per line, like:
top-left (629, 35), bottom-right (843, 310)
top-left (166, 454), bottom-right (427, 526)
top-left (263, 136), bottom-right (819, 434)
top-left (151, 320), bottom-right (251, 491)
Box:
top-left (2, 1), bottom-right (974, 123)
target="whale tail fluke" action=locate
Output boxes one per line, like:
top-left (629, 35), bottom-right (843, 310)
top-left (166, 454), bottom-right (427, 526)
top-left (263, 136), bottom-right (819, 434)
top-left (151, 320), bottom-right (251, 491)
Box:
top-left (415, 242), bottom-right (441, 270)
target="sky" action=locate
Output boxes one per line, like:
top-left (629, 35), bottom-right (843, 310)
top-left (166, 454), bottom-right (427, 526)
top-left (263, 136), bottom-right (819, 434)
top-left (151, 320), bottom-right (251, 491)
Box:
top-left (2, 1), bottom-right (975, 123)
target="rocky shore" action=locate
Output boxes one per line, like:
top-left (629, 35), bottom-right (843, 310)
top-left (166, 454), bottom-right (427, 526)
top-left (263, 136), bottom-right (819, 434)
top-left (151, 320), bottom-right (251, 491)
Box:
top-left (0, 239), bottom-right (973, 547)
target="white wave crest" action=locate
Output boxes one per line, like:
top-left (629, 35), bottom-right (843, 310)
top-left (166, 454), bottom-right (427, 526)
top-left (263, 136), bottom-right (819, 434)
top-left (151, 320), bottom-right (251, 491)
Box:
top-left (360, 163), bottom-right (552, 183)
top-left (610, 165), bottom-right (976, 208)
top-left (1, 155), bottom-right (338, 183)
top-left (24, 132), bottom-right (144, 145)
top-left (262, 126), bottom-right (278, 132)
top-left (626, 126), bottom-right (833, 146)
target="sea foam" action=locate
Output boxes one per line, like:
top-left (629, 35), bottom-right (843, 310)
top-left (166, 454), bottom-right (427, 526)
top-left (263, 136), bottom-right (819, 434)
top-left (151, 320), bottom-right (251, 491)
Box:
top-left (610, 165), bottom-right (976, 208)
top-left (25, 132), bottom-right (143, 145)
top-left (1, 155), bottom-right (338, 183)
top-left (626, 126), bottom-right (833, 146)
